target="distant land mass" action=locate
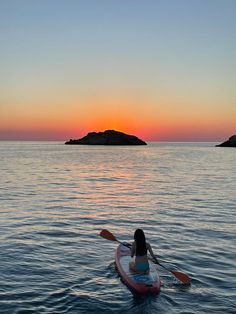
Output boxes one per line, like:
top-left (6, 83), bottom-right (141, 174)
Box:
top-left (65, 130), bottom-right (147, 145)
top-left (216, 135), bottom-right (236, 147)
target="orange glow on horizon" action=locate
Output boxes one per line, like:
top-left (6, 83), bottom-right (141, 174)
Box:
top-left (1, 93), bottom-right (235, 141)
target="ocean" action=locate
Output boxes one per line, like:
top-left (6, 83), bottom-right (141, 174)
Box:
top-left (0, 141), bottom-right (235, 313)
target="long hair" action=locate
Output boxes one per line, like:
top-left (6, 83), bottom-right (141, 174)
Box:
top-left (134, 229), bottom-right (147, 256)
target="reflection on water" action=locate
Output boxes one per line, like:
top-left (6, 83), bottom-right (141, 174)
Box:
top-left (0, 141), bottom-right (235, 313)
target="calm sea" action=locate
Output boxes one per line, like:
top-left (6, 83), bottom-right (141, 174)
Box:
top-left (0, 141), bottom-right (235, 314)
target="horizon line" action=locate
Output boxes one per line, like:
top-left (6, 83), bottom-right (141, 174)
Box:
top-left (0, 139), bottom-right (222, 143)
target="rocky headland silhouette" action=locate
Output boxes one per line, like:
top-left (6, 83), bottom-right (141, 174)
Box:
top-left (216, 135), bottom-right (236, 147)
top-left (65, 130), bottom-right (147, 145)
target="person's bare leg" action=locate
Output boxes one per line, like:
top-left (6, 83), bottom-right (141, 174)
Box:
top-left (129, 261), bottom-right (137, 272)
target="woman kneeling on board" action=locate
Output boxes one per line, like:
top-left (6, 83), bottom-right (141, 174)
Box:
top-left (129, 229), bottom-right (158, 273)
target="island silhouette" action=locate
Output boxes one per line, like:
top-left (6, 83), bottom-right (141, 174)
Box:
top-left (216, 135), bottom-right (236, 147)
top-left (65, 130), bottom-right (147, 145)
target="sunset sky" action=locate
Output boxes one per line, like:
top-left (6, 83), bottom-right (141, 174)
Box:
top-left (1, 0), bottom-right (235, 141)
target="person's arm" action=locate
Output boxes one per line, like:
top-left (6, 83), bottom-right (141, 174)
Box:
top-left (147, 243), bottom-right (159, 264)
top-left (130, 242), bottom-right (135, 258)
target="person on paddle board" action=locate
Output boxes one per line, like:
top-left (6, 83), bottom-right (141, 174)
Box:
top-left (129, 229), bottom-right (158, 273)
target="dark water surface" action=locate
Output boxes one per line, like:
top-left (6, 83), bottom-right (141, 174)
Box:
top-left (0, 141), bottom-right (235, 313)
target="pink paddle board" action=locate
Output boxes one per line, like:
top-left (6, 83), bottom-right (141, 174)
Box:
top-left (115, 243), bottom-right (161, 294)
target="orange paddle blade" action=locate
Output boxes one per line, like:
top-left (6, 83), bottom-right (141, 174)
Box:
top-left (100, 229), bottom-right (118, 242)
top-left (172, 271), bottom-right (191, 284)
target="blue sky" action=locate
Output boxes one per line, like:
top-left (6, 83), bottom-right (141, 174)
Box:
top-left (0, 0), bottom-right (235, 140)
